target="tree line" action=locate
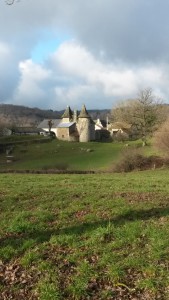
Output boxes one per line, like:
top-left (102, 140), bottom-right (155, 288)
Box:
top-left (0, 104), bottom-right (109, 129)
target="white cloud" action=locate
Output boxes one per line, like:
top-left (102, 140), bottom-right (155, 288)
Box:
top-left (53, 41), bottom-right (164, 100)
top-left (19, 59), bottom-right (52, 81)
top-left (13, 59), bottom-right (52, 107)
top-left (1, 0), bottom-right (169, 109)
top-left (54, 84), bottom-right (99, 108)
top-left (10, 40), bottom-right (168, 110)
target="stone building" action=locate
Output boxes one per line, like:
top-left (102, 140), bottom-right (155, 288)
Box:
top-left (57, 104), bottom-right (95, 142)
top-left (77, 105), bottom-right (95, 142)
top-left (38, 105), bottom-right (113, 142)
top-left (57, 106), bottom-right (78, 141)
top-left (37, 119), bottom-right (61, 136)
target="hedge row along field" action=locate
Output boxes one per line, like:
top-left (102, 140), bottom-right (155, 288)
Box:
top-left (0, 170), bottom-right (169, 299)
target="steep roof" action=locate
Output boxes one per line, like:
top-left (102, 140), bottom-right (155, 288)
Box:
top-left (37, 119), bottom-right (61, 128)
top-left (62, 106), bottom-right (73, 119)
top-left (78, 104), bottom-right (90, 118)
top-left (57, 122), bottom-right (75, 128)
top-left (94, 119), bottom-right (108, 128)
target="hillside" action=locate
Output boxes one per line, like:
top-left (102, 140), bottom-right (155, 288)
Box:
top-left (0, 104), bottom-right (63, 127)
top-left (0, 104), bottom-right (110, 127)
top-left (0, 139), bottom-right (123, 171)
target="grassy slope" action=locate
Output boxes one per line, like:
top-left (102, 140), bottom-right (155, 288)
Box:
top-left (0, 170), bottom-right (169, 299)
top-left (0, 139), bottom-right (124, 171)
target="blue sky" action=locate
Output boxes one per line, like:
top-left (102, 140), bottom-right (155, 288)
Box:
top-left (0, 0), bottom-right (169, 110)
top-left (31, 32), bottom-right (71, 63)
top-left (31, 39), bottom-right (61, 63)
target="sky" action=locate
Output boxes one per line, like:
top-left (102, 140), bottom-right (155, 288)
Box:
top-left (0, 0), bottom-right (169, 110)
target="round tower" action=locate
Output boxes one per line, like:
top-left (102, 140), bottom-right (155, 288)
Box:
top-left (78, 104), bottom-right (91, 142)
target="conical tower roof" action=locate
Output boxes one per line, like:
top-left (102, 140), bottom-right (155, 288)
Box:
top-left (62, 106), bottom-right (73, 119)
top-left (78, 104), bottom-right (90, 118)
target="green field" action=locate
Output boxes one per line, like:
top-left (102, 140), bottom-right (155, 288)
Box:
top-left (0, 138), bottom-right (128, 171)
top-left (0, 170), bottom-right (169, 299)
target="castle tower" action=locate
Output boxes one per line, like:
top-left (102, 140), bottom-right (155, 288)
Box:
top-left (61, 106), bottom-right (73, 123)
top-left (78, 104), bottom-right (91, 142)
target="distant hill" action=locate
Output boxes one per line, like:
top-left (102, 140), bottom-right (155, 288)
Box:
top-left (0, 104), bottom-right (110, 127)
top-left (0, 104), bottom-right (63, 126)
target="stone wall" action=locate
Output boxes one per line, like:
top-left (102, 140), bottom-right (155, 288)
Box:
top-left (57, 128), bottom-right (70, 141)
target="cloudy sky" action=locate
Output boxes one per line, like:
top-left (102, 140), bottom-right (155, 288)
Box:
top-left (0, 0), bottom-right (169, 110)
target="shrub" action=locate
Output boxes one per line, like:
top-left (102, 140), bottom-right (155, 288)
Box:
top-left (112, 131), bottom-right (129, 142)
top-left (112, 148), bottom-right (165, 172)
top-left (154, 119), bottom-right (169, 157)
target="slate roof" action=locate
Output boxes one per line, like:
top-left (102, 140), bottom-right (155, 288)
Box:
top-left (57, 122), bottom-right (75, 128)
top-left (61, 106), bottom-right (73, 119)
top-left (99, 120), bottom-right (107, 128)
top-left (37, 119), bottom-right (61, 128)
top-left (78, 104), bottom-right (90, 118)
top-left (94, 119), bottom-right (108, 128)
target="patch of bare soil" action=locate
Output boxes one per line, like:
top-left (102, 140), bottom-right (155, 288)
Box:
top-left (0, 260), bottom-right (40, 300)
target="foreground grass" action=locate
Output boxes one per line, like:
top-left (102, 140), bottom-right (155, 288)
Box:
top-left (0, 170), bottom-right (169, 299)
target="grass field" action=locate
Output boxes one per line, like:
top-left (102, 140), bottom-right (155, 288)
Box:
top-left (0, 138), bottom-right (128, 171)
top-left (0, 170), bottom-right (169, 299)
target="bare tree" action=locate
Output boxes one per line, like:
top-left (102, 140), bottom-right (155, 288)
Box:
top-left (48, 119), bottom-right (53, 133)
top-left (111, 88), bottom-right (165, 144)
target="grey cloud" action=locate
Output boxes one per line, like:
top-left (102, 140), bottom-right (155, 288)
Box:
top-left (1, 0), bottom-right (169, 109)
top-left (65, 0), bottom-right (169, 63)
top-left (1, 0), bottom-right (169, 63)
